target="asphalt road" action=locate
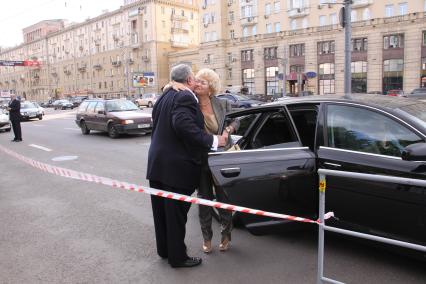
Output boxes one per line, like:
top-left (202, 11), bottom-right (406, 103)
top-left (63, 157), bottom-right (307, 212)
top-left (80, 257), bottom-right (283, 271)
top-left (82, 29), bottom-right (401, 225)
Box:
top-left (0, 108), bottom-right (425, 284)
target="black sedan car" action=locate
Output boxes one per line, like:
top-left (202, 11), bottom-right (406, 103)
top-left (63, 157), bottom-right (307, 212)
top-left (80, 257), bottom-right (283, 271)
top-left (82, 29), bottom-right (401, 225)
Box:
top-left (53, 99), bottom-right (74, 110)
top-left (217, 93), bottom-right (263, 109)
top-left (209, 94), bottom-right (426, 249)
top-left (75, 99), bottom-right (152, 138)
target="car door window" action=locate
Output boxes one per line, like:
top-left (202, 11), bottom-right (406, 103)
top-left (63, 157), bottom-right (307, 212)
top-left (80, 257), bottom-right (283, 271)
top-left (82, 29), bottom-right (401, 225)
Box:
top-left (87, 102), bottom-right (97, 113)
top-left (327, 105), bottom-right (423, 157)
top-left (95, 102), bottom-right (105, 113)
top-left (251, 111), bottom-right (298, 149)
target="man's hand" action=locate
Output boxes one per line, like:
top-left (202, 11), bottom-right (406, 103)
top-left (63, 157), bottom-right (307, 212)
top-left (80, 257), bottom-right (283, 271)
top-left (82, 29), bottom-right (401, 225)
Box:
top-left (217, 134), bottom-right (228, 147)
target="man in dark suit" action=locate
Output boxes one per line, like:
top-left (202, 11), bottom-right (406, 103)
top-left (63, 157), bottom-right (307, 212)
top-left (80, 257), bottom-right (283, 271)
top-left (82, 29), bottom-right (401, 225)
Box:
top-left (7, 94), bottom-right (22, 142)
top-left (147, 64), bottom-right (227, 268)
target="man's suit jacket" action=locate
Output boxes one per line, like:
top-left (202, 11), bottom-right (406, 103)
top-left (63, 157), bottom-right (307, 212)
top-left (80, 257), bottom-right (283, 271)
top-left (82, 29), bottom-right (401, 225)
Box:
top-left (8, 99), bottom-right (21, 121)
top-left (146, 88), bottom-right (214, 191)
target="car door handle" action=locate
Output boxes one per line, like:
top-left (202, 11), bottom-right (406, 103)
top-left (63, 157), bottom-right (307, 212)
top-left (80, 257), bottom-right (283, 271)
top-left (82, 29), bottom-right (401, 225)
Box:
top-left (220, 167), bottom-right (240, 178)
top-left (324, 162), bottom-right (342, 168)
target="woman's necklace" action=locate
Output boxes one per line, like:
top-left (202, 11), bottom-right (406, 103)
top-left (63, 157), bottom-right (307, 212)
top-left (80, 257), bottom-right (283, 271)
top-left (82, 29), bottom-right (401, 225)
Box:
top-left (199, 101), bottom-right (210, 107)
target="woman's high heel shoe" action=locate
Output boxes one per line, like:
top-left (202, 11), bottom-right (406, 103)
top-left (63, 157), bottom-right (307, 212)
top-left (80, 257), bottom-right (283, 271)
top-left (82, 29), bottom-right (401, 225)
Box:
top-left (202, 240), bottom-right (212, 253)
top-left (219, 237), bottom-right (230, 252)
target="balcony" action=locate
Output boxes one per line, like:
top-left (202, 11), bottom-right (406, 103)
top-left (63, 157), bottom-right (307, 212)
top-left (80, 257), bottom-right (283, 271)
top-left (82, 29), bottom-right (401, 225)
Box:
top-left (352, 0), bottom-right (373, 8)
top-left (171, 14), bottom-right (188, 21)
top-left (287, 7), bottom-right (310, 18)
top-left (127, 59), bottom-right (134, 65)
top-left (112, 61), bottom-right (122, 67)
top-left (78, 65), bottom-right (87, 72)
top-left (171, 40), bottom-right (189, 48)
top-left (241, 16), bottom-right (258, 26)
top-left (142, 55), bottom-right (150, 62)
top-left (93, 64), bottom-right (102, 70)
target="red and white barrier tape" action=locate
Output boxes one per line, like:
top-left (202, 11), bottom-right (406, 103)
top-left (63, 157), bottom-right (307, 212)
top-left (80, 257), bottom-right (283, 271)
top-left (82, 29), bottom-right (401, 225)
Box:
top-left (0, 145), bottom-right (334, 224)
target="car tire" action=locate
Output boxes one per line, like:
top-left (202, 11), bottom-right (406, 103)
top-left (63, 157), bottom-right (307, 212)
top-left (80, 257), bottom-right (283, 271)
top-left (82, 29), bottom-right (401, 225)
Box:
top-left (5, 128), bottom-right (11, 132)
top-left (80, 121), bottom-right (90, 135)
top-left (108, 124), bottom-right (119, 138)
top-left (38, 115), bottom-right (43, 120)
top-left (148, 101), bottom-right (153, 108)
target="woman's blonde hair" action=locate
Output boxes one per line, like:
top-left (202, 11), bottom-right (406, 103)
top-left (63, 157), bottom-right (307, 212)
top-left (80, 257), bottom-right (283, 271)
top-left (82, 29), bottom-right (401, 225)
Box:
top-left (196, 68), bottom-right (221, 96)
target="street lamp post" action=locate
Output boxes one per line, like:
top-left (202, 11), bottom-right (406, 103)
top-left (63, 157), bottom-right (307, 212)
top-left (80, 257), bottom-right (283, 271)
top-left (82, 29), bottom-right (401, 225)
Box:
top-left (343, 0), bottom-right (352, 99)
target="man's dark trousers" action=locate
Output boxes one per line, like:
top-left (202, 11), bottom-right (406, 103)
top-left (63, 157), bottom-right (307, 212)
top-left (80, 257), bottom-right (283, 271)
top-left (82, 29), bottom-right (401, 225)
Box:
top-left (11, 118), bottom-right (22, 140)
top-left (150, 180), bottom-right (194, 265)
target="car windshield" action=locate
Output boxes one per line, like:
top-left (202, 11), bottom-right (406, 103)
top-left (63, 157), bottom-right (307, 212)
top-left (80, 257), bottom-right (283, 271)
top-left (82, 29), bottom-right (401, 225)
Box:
top-left (21, 102), bottom-right (36, 109)
top-left (398, 103), bottom-right (426, 126)
top-left (234, 94), bottom-right (250, 100)
top-left (106, 100), bottom-right (139, 112)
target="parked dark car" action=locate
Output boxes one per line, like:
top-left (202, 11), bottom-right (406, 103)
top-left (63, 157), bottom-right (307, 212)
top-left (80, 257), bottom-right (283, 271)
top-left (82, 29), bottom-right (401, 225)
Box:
top-left (20, 101), bottom-right (43, 120)
top-left (53, 99), bottom-right (74, 110)
top-left (406, 88), bottom-right (426, 99)
top-left (217, 93), bottom-right (263, 108)
top-left (75, 99), bottom-right (152, 138)
top-left (208, 94), bottom-right (426, 251)
top-left (69, 96), bottom-right (88, 107)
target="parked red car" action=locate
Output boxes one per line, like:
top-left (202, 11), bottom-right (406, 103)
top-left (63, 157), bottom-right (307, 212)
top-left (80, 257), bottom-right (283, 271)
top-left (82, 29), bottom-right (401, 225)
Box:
top-left (386, 89), bottom-right (405, 97)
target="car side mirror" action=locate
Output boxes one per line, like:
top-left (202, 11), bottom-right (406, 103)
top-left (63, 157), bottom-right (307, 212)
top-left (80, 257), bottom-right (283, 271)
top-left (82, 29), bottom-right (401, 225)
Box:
top-left (98, 110), bottom-right (105, 115)
top-left (401, 142), bottom-right (426, 161)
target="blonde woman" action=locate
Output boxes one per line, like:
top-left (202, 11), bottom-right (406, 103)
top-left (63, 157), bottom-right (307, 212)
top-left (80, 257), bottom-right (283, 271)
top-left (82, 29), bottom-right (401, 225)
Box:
top-left (170, 68), bottom-right (239, 252)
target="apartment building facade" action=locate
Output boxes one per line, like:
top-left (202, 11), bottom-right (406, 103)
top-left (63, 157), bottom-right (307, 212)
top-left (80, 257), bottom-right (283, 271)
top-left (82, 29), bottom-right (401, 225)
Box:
top-left (0, 0), bottom-right (199, 102)
top-left (169, 0), bottom-right (426, 97)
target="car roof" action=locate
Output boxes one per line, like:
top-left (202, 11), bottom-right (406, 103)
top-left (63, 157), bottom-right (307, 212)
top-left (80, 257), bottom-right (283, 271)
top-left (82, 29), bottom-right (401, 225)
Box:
top-left (265, 94), bottom-right (424, 111)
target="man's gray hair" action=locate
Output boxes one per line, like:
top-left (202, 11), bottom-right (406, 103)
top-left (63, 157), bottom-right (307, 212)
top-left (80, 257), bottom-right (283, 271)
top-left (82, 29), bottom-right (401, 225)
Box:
top-left (170, 64), bottom-right (192, 83)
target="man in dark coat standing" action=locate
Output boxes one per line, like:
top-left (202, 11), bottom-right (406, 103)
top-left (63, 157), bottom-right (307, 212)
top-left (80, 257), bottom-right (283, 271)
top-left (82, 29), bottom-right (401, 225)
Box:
top-left (8, 94), bottom-right (22, 142)
top-left (146, 64), bottom-right (227, 268)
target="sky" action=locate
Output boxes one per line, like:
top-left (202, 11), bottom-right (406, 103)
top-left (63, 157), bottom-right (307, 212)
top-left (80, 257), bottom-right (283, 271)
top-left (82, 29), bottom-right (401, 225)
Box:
top-left (0, 0), bottom-right (122, 48)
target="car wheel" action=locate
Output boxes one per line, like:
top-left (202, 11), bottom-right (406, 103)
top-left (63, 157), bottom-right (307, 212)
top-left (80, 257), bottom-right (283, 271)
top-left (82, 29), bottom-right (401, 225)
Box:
top-left (108, 124), bottom-right (119, 138)
top-left (5, 128), bottom-right (11, 132)
top-left (38, 115), bottom-right (43, 120)
top-left (148, 101), bottom-right (153, 108)
top-left (80, 121), bottom-right (90, 135)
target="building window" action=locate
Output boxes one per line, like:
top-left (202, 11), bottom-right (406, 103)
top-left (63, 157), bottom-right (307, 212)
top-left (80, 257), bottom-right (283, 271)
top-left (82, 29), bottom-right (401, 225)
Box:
top-left (230, 29), bottom-right (235, 39)
top-left (204, 32), bottom-right (210, 42)
top-left (399, 2), bottom-right (408, 15)
top-left (423, 31), bottom-right (426, 46)
top-left (383, 59), bottom-right (404, 94)
top-left (291, 19), bottom-right (297, 30)
top-left (363, 8), bottom-right (370, 20)
top-left (242, 68), bottom-right (255, 94)
top-left (384, 34), bottom-right (404, 49)
top-left (351, 61), bottom-right (367, 93)
top-left (252, 25), bottom-right (257, 35)
top-left (264, 47), bottom-right (278, 60)
top-left (241, 4), bottom-right (253, 18)
top-left (290, 65), bottom-right (304, 73)
top-left (289, 44), bottom-right (305, 57)
top-left (318, 41), bottom-right (335, 55)
top-left (421, 57), bottom-right (426, 87)
top-left (330, 13), bottom-right (337, 25)
top-left (318, 63), bottom-right (335, 95)
top-left (161, 7), bottom-right (165, 14)
top-left (302, 18), bottom-right (308, 28)
top-left (319, 15), bottom-right (326, 26)
top-left (211, 12), bottom-right (216, 23)
top-left (274, 1), bottom-right (280, 13)
top-left (227, 68), bottom-right (232, 79)
top-left (265, 66), bottom-right (279, 96)
top-left (229, 11), bottom-right (234, 22)
top-left (351, 10), bottom-right (357, 22)
top-left (274, 22), bottom-right (281, 33)
top-left (385, 4), bottom-right (394, 17)
top-left (351, 38), bottom-right (368, 52)
top-left (241, 49), bottom-right (254, 62)
top-left (243, 27), bottom-right (249, 37)
top-left (211, 31), bottom-right (217, 41)
top-left (266, 23), bottom-right (273, 33)
top-left (265, 3), bottom-right (271, 15)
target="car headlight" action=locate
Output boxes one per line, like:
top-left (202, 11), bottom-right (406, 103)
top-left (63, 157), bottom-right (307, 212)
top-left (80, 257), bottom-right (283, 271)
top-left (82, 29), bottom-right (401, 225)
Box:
top-left (22, 112), bottom-right (27, 115)
top-left (121, 119), bottom-right (134, 125)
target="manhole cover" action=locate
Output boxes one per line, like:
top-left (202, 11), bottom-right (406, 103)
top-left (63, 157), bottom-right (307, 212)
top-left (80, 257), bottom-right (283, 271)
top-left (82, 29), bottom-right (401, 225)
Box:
top-left (51, 156), bottom-right (79, 162)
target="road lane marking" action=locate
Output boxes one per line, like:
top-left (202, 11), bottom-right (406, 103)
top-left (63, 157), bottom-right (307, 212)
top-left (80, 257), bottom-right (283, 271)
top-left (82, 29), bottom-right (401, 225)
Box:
top-left (65, 128), bottom-right (80, 131)
top-left (29, 144), bottom-right (52, 152)
top-left (52, 156), bottom-right (78, 161)
top-left (31, 124), bottom-right (45, 127)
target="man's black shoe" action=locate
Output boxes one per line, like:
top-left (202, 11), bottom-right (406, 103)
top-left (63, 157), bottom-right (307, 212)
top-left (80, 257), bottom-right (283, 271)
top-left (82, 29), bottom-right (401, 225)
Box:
top-left (170, 257), bottom-right (202, 268)
top-left (11, 139), bottom-right (17, 142)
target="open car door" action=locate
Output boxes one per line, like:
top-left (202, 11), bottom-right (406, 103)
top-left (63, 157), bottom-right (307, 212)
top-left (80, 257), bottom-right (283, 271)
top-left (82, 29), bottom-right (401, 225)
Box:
top-left (208, 106), bottom-right (317, 234)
